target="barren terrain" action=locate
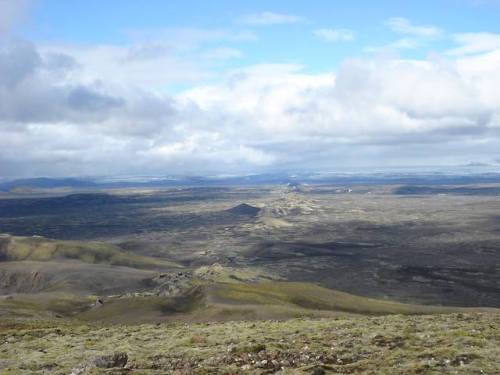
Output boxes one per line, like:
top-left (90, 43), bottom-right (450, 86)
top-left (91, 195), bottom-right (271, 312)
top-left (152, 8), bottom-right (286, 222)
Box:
top-left (0, 183), bottom-right (498, 373)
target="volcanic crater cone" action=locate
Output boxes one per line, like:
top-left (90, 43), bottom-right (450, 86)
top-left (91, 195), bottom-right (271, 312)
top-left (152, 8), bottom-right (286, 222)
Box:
top-left (226, 203), bottom-right (261, 216)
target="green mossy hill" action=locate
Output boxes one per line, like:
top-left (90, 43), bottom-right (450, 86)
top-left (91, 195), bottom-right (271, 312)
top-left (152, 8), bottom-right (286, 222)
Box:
top-left (208, 282), bottom-right (494, 316)
top-left (0, 313), bottom-right (498, 374)
top-left (0, 234), bottom-right (179, 269)
top-left (2, 280), bottom-right (496, 324)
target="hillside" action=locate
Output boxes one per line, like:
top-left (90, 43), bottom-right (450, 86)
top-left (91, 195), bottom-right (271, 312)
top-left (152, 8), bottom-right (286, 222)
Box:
top-left (0, 234), bottom-right (180, 270)
top-left (0, 312), bottom-right (498, 374)
top-left (2, 277), bottom-right (496, 326)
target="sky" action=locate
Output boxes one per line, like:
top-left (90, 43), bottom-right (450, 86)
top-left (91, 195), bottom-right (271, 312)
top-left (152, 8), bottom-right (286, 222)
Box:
top-left (1, 0), bottom-right (500, 178)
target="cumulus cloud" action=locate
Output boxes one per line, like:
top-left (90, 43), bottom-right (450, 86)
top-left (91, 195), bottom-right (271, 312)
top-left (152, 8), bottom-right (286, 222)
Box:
top-left (1, 25), bottom-right (500, 177)
top-left (238, 11), bottom-right (305, 26)
top-left (313, 28), bottom-right (355, 43)
top-left (448, 32), bottom-right (500, 55)
top-left (182, 56), bottom-right (499, 140)
top-left (177, 52), bottom-right (500, 169)
top-left (386, 17), bottom-right (442, 38)
top-left (0, 40), bottom-right (126, 124)
top-left (40, 28), bottom-right (256, 90)
top-left (42, 43), bottom-right (208, 89)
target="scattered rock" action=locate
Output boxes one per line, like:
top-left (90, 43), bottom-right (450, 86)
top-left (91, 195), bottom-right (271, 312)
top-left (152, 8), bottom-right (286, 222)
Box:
top-left (151, 271), bottom-right (192, 297)
top-left (70, 363), bottom-right (92, 375)
top-left (370, 334), bottom-right (405, 349)
top-left (451, 354), bottom-right (480, 366)
top-left (71, 352), bottom-right (128, 374)
top-left (311, 367), bottom-right (326, 375)
top-left (93, 352), bottom-right (128, 368)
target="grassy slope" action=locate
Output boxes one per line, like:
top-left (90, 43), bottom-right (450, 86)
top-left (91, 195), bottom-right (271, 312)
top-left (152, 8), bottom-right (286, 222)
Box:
top-left (0, 234), bottom-right (180, 269)
top-left (208, 282), bottom-right (494, 315)
top-left (0, 260), bottom-right (158, 296)
top-left (0, 293), bottom-right (94, 320)
top-left (0, 272), bottom-right (498, 373)
top-left (0, 313), bottom-right (498, 374)
top-left (1, 256), bottom-right (497, 324)
top-left (5, 279), bottom-right (491, 325)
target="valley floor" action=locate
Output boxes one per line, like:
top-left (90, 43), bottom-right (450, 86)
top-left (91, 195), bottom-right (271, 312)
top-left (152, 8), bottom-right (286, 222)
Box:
top-left (1, 312), bottom-right (498, 374)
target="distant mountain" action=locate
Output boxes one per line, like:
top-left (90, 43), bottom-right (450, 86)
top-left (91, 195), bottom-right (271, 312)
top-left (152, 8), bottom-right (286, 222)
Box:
top-left (2, 168), bottom-right (500, 192)
top-left (463, 162), bottom-right (491, 167)
top-left (0, 177), bottom-right (98, 191)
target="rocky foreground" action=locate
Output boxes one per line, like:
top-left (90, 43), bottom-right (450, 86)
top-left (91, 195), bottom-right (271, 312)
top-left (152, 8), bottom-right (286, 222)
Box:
top-left (0, 313), bottom-right (498, 374)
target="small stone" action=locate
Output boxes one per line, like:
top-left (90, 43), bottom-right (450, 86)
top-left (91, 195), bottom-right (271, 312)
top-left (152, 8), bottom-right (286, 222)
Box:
top-left (92, 298), bottom-right (104, 309)
top-left (93, 352), bottom-right (128, 368)
top-left (70, 364), bottom-right (92, 375)
top-left (311, 367), bottom-right (326, 375)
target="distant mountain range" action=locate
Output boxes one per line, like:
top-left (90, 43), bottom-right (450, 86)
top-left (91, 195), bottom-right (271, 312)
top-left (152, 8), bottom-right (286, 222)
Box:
top-left (2, 168), bottom-right (500, 192)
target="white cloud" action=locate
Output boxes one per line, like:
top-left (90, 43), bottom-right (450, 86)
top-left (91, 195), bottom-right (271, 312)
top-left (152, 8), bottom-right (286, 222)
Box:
top-left (177, 53), bottom-right (500, 168)
top-left (40, 43), bottom-right (208, 90)
top-left (366, 18), bottom-right (442, 53)
top-left (386, 17), bottom-right (442, 38)
top-left (448, 32), bottom-right (500, 55)
top-left (39, 27), bottom-right (257, 90)
top-left (181, 58), bottom-right (495, 139)
top-left (2, 29), bottom-right (500, 176)
top-left (238, 11), bottom-right (305, 26)
top-left (143, 134), bottom-right (274, 167)
top-left (313, 28), bottom-right (355, 43)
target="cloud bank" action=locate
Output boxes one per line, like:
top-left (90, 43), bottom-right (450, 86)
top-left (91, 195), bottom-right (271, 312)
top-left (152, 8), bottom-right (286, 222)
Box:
top-left (1, 17), bottom-right (500, 177)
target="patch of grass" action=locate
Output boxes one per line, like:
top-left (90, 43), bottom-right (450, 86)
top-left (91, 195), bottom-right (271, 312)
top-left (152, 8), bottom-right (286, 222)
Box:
top-left (0, 293), bottom-right (97, 322)
top-left (189, 333), bottom-right (208, 345)
top-left (0, 313), bottom-right (498, 374)
top-left (232, 343), bottom-right (266, 354)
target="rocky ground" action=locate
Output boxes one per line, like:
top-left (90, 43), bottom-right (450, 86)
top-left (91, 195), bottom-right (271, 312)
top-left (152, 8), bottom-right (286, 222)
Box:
top-left (2, 186), bottom-right (499, 307)
top-left (0, 186), bottom-right (499, 374)
top-left (0, 312), bottom-right (498, 374)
